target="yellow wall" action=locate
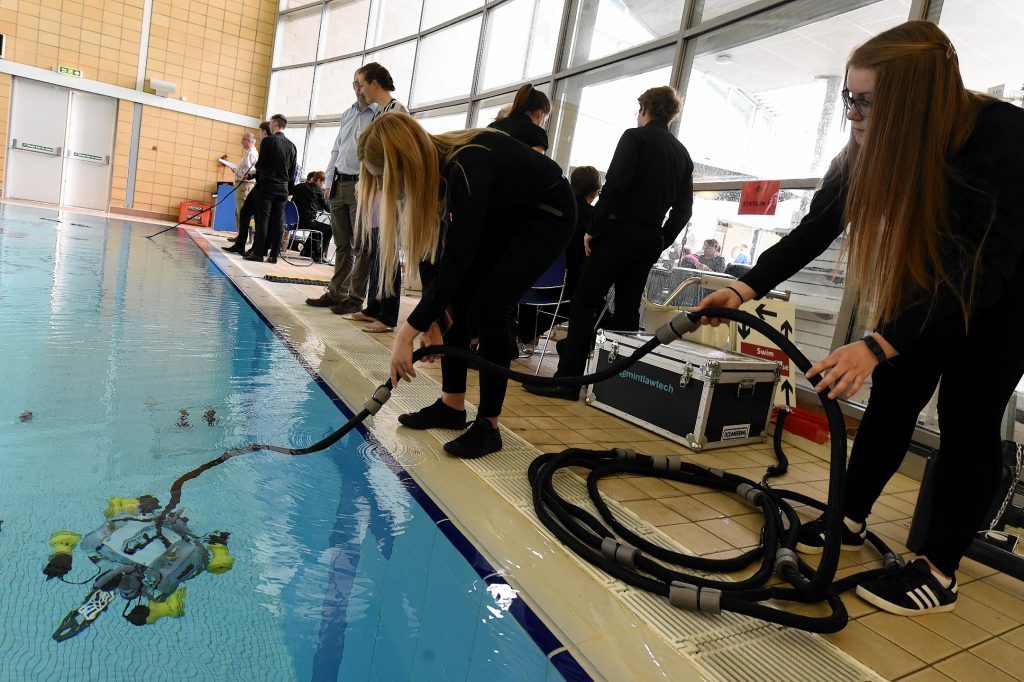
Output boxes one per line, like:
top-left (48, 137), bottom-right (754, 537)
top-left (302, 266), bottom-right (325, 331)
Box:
top-left (0, 0), bottom-right (275, 217)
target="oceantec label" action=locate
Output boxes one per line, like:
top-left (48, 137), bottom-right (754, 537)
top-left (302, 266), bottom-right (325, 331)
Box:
top-left (618, 369), bottom-right (675, 394)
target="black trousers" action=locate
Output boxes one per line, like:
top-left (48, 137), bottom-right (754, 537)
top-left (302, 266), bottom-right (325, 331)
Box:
top-left (556, 225), bottom-right (663, 376)
top-left (844, 308), bottom-right (1024, 575)
top-left (441, 201), bottom-right (575, 418)
top-left (252, 193), bottom-right (287, 258)
top-left (236, 186), bottom-right (259, 248)
top-left (362, 229), bottom-right (401, 327)
top-left (298, 218), bottom-right (333, 262)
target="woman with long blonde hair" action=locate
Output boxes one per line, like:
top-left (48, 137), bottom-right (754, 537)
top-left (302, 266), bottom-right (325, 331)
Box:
top-left (358, 112), bottom-right (575, 459)
top-left (698, 21), bottom-right (1024, 616)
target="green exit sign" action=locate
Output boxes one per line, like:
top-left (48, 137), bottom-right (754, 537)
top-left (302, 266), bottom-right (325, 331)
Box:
top-left (58, 66), bottom-right (82, 78)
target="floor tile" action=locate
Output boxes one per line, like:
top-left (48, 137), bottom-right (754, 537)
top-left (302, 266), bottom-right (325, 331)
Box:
top-left (659, 522), bottom-right (733, 555)
top-left (659, 495), bottom-right (722, 522)
top-left (970, 637), bottom-right (1024, 680)
top-left (934, 652), bottom-right (1017, 682)
top-left (898, 667), bottom-right (954, 681)
top-left (621, 499), bottom-right (688, 527)
top-left (860, 612), bottom-right (960, 664)
top-left (823, 620), bottom-right (926, 680)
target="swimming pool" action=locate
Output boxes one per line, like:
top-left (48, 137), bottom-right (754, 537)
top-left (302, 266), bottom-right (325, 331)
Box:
top-left (0, 204), bottom-right (578, 681)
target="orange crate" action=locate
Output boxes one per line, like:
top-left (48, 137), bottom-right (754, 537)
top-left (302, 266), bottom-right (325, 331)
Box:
top-left (179, 200), bottom-right (212, 227)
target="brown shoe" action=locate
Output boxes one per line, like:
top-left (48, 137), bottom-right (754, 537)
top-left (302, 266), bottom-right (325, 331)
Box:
top-left (305, 294), bottom-right (338, 307)
top-left (330, 304), bottom-right (362, 315)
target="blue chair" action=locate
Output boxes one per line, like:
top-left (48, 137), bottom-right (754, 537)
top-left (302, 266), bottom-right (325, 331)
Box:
top-left (282, 201), bottom-right (321, 262)
top-left (517, 251), bottom-right (570, 373)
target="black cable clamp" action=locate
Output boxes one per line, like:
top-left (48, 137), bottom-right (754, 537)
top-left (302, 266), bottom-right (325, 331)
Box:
top-left (882, 552), bottom-right (905, 569)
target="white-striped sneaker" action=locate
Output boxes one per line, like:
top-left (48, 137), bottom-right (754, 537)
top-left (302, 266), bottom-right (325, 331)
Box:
top-left (855, 558), bottom-right (957, 615)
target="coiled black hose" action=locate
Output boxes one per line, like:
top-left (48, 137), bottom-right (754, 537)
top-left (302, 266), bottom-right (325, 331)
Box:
top-left (157, 307), bottom-right (898, 631)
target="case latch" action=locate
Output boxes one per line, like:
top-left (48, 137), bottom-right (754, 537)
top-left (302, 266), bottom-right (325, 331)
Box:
top-left (736, 379), bottom-right (756, 399)
top-left (607, 340), bottom-right (619, 363)
top-left (680, 362), bottom-right (693, 387)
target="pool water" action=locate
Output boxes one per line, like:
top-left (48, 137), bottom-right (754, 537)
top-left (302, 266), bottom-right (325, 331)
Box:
top-left (0, 204), bottom-right (572, 681)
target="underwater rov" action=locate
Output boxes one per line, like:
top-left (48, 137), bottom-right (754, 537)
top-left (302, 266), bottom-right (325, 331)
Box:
top-left (45, 495), bottom-right (233, 641)
top-left (46, 308), bottom-right (887, 639)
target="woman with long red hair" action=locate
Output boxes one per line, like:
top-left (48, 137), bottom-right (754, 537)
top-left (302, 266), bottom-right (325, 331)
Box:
top-left (699, 21), bottom-right (1024, 616)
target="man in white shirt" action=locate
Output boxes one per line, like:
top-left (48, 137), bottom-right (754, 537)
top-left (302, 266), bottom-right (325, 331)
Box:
top-left (222, 133), bottom-right (258, 243)
top-left (306, 74), bottom-right (377, 312)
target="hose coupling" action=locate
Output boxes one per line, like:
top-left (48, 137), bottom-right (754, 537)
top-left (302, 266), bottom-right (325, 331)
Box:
top-left (669, 581), bottom-right (722, 614)
top-left (363, 385), bottom-right (392, 415)
top-left (600, 538), bottom-right (641, 568)
top-left (655, 312), bottom-right (700, 344)
top-left (774, 548), bottom-right (799, 578)
top-left (650, 455), bottom-right (682, 472)
top-left (736, 482), bottom-right (763, 505)
top-left (613, 448), bottom-right (637, 461)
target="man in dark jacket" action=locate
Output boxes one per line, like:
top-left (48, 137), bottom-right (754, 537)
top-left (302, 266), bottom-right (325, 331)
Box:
top-left (246, 113), bottom-right (297, 264)
top-left (292, 171), bottom-right (331, 262)
top-left (526, 86), bottom-right (694, 400)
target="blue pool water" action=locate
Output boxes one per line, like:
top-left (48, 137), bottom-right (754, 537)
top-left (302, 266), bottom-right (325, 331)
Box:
top-left (0, 205), bottom-right (575, 681)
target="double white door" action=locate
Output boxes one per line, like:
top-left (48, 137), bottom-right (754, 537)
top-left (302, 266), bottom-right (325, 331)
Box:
top-left (6, 78), bottom-right (117, 211)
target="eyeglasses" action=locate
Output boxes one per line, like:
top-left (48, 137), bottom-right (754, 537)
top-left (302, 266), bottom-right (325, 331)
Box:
top-left (841, 88), bottom-right (872, 118)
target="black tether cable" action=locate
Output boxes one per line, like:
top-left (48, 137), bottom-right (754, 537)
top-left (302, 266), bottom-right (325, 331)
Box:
top-left (153, 308), bottom-right (900, 631)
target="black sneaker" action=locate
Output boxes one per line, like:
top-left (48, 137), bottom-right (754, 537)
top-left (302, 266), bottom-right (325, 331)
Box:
top-left (795, 515), bottom-right (866, 554)
top-left (856, 558), bottom-right (957, 615)
top-left (397, 399), bottom-right (468, 430)
top-left (443, 418), bottom-right (502, 459)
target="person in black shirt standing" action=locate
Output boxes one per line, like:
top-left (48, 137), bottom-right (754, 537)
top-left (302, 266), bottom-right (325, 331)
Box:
top-left (246, 113), bottom-right (296, 264)
top-left (526, 86), bottom-right (693, 400)
top-left (358, 113), bottom-right (575, 459)
top-left (223, 121), bottom-right (271, 255)
top-left (488, 84), bottom-right (550, 153)
top-left (697, 22), bottom-right (1024, 616)
top-left (291, 171), bottom-right (331, 262)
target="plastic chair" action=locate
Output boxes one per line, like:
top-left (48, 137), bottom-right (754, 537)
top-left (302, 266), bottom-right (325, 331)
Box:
top-left (283, 201), bottom-right (322, 263)
top-left (518, 251), bottom-right (570, 374)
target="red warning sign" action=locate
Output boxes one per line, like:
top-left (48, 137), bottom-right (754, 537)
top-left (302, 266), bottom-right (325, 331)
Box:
top-left (740, 342), bottom-right (790, 376)
top-left (738, 180), bottom-right (781, 216)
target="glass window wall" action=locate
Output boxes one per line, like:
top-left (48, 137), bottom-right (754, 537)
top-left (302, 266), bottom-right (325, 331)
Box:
top-left (320, 0), bottom-right (372, 59)
top-left (313, 57), bottom-right (363, 117)
top-left (564, 0), bottom-right (683, 68)
top-left (410, 17), bottom-right (482, 107)
top-left (274, 6), bottom-right (323, 68)
top-left (268, 66), bottom-right (316, 118)
top-left (365, 0), bottom-right (422, 48)
top-left (304, 123), bottom-right (342, 175)
top-left (414, 106), bottom-right (470, 134)
top-left (421, 0), bottom-right (482, 30)
top-left (363, 40), bottom-right (418, 108)
top-left (478, 0), bottom-right (564, 93)
top-left (551, 47), bottom-right (673, 173)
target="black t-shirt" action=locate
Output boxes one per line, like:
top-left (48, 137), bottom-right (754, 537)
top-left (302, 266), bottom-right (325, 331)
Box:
top-left (488, 115), bottom-right (549, 151)
top-left (407, 130), bottom-right (570, 330)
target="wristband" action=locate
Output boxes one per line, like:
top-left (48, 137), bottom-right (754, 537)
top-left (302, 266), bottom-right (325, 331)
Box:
top-left (861, 335), bottom-right (888, 364)
top-left (725, 286), bottom-right (745, 304)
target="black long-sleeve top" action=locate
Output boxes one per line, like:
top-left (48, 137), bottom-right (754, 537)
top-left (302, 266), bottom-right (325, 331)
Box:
top-left (255, 132), bottom-right (297, 199)
top-left (590, 120), bottom-right (694, 246)
top-left (741, 100), bottom-right (1024, 354)
top-left (407, 130), bottom-right (572, 331)
top-left (291, 182), bottom-right (329, 230)
top-left (488, 115), bottom-right (549, 151)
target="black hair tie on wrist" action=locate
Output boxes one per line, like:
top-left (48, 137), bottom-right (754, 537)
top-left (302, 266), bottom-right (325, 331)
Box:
top-left (861, 335), bottom-right (888, 364)
top-left (725, 285), bottom-right (744, 304)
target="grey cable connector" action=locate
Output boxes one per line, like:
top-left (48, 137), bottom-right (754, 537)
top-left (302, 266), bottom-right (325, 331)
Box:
top-left (669, 581), bottom-right (722, 614)
top-left (363, 385), bottom-right (392, 415)
top-left (655, 312), bottom-right (699, 344)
